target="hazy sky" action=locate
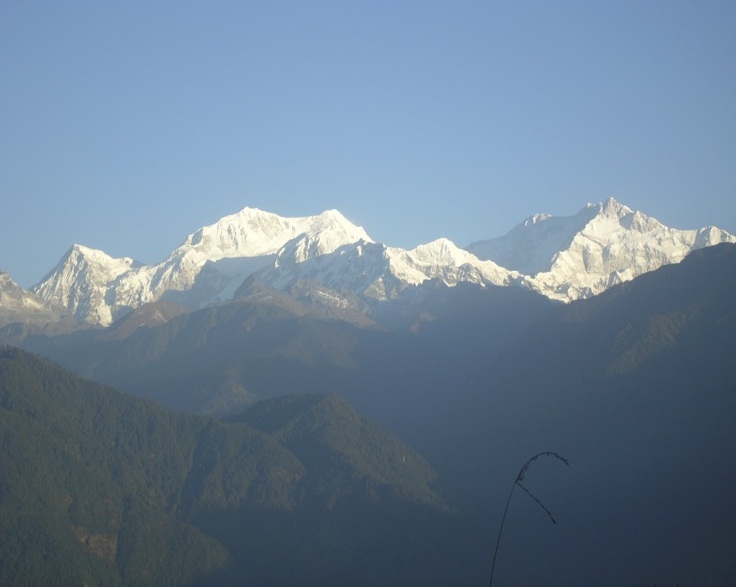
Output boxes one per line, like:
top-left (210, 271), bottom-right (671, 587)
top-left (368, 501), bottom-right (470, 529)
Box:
top-left (2, 1), bottom-right (735, 287)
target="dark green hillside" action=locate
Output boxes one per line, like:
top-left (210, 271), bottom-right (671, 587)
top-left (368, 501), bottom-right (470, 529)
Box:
top-left (214, 393), bottom-right (478, 587)
top-left (0, 347), bottom-right (470, 587)
top-left (229, 393), bottom-right (442, 506)
top-left (0, 346), bottom-right (233, 586)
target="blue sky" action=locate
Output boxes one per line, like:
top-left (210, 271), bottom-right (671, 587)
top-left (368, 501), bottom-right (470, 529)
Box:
top-left (2, 1), bottom-right (735, 287)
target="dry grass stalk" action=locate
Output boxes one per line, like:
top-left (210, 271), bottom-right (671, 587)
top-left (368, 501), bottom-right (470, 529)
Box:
top-left (489, 451), bottom-right (569, 587)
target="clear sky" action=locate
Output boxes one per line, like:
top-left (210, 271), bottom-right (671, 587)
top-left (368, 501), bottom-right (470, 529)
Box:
top-left (2, 1), bottom-right (735, 287)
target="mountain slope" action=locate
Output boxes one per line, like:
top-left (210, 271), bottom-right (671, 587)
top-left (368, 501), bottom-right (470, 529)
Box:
top-left (13, 276), bottom-right (554, 419)
top-left (0, 347), bottom-right (469, 587)
top-left (0, 347), bottom-right (235, 586)
top-left (426, 243), bottom-right (736, 586)
top-left (228, 393), bottom-right (443, 506)
top-left (0, 271), bottom-right (72, 329)
top-left (33, 244), bottom-right (141, 325)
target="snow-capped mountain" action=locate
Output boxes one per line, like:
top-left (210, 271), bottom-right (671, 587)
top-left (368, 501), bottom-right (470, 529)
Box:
top-left (32, 205), bottom-right (518, 326)
top-left (33, 244), bottom-right (141, 326)
top-left (27, 198), bottom-right (736, 326)
top-left (0, 271), bottom-right (71, 328)
top-left (467, 197), bottom-right (736, 301)
top-left (261, 237), bottom-right (520, 301)
top-left (32, 208), bottom-right (375, 325)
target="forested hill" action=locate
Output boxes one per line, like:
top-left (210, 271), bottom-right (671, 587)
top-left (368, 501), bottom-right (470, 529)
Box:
top-left (0, 347), bottom-right (474, 587)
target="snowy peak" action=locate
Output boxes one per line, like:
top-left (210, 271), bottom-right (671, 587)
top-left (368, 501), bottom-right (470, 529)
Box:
top-left (44, 244), bottom-right (139, 280)
top-left (468, 197), bottom-right (736, 302)
top-left (275, 210), bottom-right (374, 266)
top-left (179, 207), bottom-right (304, 259)
top-left (390, 238), bottom-right (517, 289)
top-left (467, 204), bottom-right (599, 275)
top-left (32, 206), bottom-right (375, 325)
top-left (259, 234), bottom-right (517, 307)
top-left (401, 238), bottom-right (503, 277)
top-left (409, 238), bottom-right (461, 262)
top-left (32, 244), bottom-right (140, 325)
top-left (693, 225), bottom-right (736, 248)
top-left (26, 198), bottom-right (736, 326)
top-left (0, 271), bottom-right (67, 328)
top-left (174, 207), bottom-right (372, 262)
top-left (593, 196), bottom-right (632, 218)
top-left (309, 208), bottom-right (366, 232)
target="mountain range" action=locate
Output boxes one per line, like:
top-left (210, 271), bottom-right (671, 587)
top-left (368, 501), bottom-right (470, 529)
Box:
top-left (3, 241), bottom-right (735, 586)
top-left (4, 197), bottom-right (732, 327)
top-left (1, 198), bottom-right (735, 586)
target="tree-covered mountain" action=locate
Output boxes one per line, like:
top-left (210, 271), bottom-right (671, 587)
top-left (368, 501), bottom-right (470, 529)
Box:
top-left (0, 347), bottom-right (472, 587)
top-left (10, 275), bottom-right (553, 417)
top-left (427, 242), bottom-right (736, 586)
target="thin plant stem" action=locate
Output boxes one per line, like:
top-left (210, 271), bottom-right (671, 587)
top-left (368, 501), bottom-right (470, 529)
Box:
top-left (489, 451), bottom-right (569, 587)
top-left (489, 481), bottom-right (517, 587)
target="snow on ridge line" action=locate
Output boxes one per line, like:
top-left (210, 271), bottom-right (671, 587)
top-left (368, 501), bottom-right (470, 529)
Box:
top-left (506, 198), bottom-right (736, 301)
top-left (175, 206), bottom-right (373, 261)
top-left (31, 206), bottom-right (378, 325)
top-left (466, 196), bottom-right (735, 274)
top-left (26, 199), bottom-right (736, 326)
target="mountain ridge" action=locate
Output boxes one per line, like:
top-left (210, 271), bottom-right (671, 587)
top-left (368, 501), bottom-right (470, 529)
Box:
top-left (2, 198), bottom-right (733, 327)
top-left (0, 271), bottom-right (75, 329)
top-left (2, 242), bottom-right (735, 586)
top-left (468, 197), bottom-right (735, 300)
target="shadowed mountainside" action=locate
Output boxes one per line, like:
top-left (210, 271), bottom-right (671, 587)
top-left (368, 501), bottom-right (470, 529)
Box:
top-left (2, 244), bottom-right (736, 585)
top-left (0, 347), bottom-right (475, 587)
